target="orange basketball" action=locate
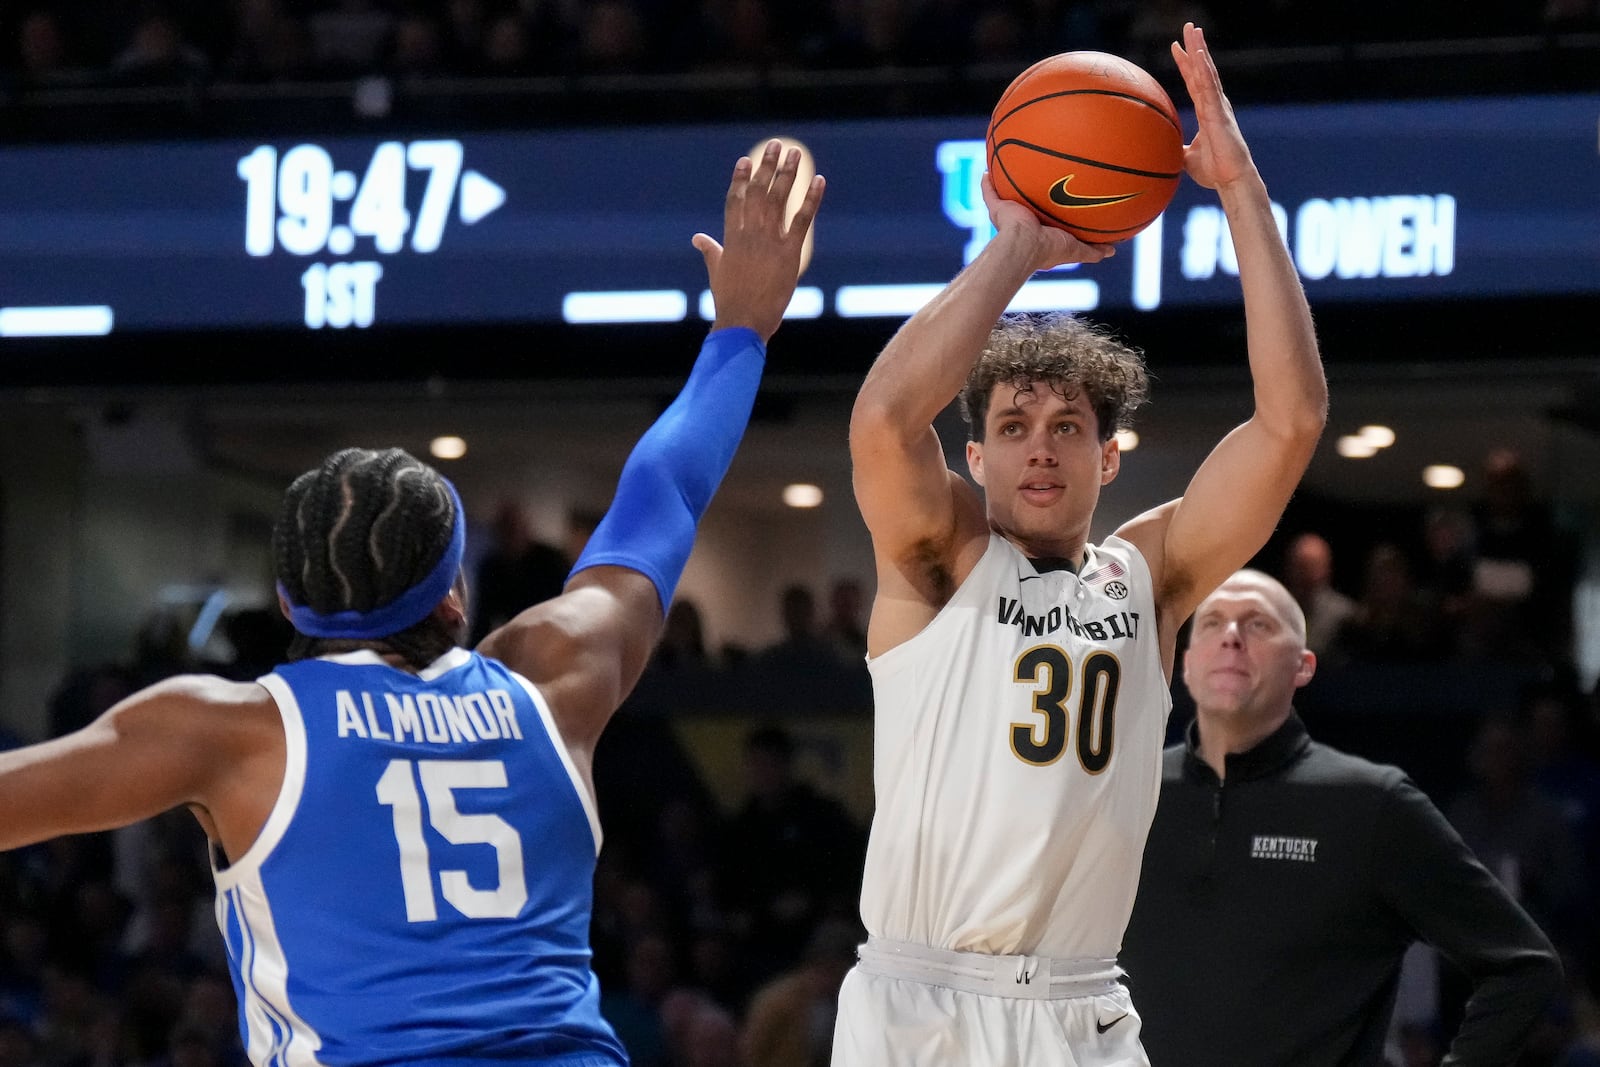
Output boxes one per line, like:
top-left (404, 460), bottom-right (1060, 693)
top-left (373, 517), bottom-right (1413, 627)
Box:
top-left (987, 52), bottom-right (1185, 244)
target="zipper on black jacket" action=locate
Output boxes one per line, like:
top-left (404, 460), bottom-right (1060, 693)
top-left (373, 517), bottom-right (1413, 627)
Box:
top-left (1206, 779), bottom-right (1225, 878)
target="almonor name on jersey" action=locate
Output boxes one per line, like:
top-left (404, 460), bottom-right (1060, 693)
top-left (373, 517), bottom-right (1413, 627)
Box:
top-left (334, 688), bottom-right (526, 744)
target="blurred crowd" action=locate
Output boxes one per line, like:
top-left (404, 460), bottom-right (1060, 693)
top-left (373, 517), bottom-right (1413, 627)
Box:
top-left (3, 0), bottom-right (1596, 95)
top-left (1282, 447), bottom-right (1581, 676)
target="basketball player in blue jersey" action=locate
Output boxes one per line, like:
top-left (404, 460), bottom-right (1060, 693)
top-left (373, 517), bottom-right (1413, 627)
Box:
top-left (0, 140), bottom-right (823, 1067)
top-left (834, 24), bottom-right (1327, 1067)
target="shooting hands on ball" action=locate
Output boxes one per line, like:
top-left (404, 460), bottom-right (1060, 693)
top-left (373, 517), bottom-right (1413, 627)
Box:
top-left (1171, 23), bottom-right (1258, 193)
top-left (694, 139), bottom-right (826, 342)
top-left (980, 171), bottom-right (1117, 269)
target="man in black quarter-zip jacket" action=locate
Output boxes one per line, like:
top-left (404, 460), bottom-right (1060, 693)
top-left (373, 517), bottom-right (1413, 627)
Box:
top-left (1121, 569), bottom-right (1562, 1067)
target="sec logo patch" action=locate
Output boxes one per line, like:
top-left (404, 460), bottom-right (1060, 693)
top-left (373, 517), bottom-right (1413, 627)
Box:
top-left (1103, 580), bottom-right (1129, 600)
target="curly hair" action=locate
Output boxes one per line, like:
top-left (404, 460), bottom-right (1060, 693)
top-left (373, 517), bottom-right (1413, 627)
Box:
top-left (272, 447), bottom-right (460, 669)
top-left (958, 312), bottom-right (1150, 443)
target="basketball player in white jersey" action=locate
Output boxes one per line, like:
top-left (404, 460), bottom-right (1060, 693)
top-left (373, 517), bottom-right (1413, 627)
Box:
top-left (834, 25), bottom-right (1328, 1066)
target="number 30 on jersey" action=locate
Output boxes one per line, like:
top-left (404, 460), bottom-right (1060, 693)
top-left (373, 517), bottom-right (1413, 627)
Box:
top-left (1010, 645), bottom-right (1120, 772)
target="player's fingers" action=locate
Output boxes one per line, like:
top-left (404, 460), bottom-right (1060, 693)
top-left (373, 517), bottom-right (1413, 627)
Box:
top-left (1200, 41), bottom-right (1223, 88)
top-left (1064, 232), bottom-right (1115, 262)
top-left (1174, 36), bottom-right (1206, 79)
top-left (747, 140), bottom-right (783, 203)
top-left (1188, 25), bottom-right (1224, 91)
top-left (785, 174), bottom-right (826, 240)
top-left (1180, 46), bottom-right (1221, 120)
top-left (691, 232), bottom-right (723, 274)
top-left (980, 171), bottom-right (1002, 212)
top-left (766, 147), bottom-right (803, 220)
top-left (724, 155), bottom-right (753, 222)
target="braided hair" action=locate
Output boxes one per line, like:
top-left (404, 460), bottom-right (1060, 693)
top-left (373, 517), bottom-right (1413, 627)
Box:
top-left (273, 447), bottom-right (461, 669)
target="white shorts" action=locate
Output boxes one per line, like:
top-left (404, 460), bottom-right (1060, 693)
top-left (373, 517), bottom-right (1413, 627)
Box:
top-left (831, 938), bottom-right (1149, 1067)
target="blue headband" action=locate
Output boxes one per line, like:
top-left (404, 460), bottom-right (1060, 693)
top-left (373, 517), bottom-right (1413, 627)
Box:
top-left (280, 480), bottom-right (467, 641)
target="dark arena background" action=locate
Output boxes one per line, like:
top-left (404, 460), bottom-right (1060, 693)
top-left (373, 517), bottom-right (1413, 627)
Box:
top-left (1, 4), bottom-right (1598, 1065)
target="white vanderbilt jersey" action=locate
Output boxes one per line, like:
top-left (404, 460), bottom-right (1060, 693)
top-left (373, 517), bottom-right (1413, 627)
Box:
top-left (859, 532), bottom-right (1170, 961)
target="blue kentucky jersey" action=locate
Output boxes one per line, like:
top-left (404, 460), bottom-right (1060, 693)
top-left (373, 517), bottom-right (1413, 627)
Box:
top-left (214, 648), bottom-right (627, 1067)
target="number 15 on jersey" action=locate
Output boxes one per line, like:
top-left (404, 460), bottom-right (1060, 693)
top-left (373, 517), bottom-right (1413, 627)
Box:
top-left (376, 758), bottom-right (529, 922)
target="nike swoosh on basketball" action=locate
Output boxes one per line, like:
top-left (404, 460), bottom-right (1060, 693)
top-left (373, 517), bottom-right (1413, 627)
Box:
top-left (1096, 1013), bottom-right (1129, 1034)
top-left (1048, 175), bottom-right (1141, 210)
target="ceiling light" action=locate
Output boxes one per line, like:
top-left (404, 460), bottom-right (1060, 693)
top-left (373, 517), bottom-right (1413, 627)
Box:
top-left (1336, 435), bottom-right (1379, 459)
top-left (1357, 424), bottom-right (1396, 448)
top-left (1422, 464), bottom-right (1465, 489)
top-left (1114, 429), bottom-right (1139, 452)
top-left (782, 483), bottom-right (823, 508)
top-left (430, 435), bottom-right (467, 460)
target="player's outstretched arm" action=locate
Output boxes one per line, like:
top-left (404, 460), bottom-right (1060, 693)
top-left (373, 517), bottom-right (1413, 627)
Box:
top-left (0, 675), bottom-right (274, 853)
top-left (1120, 24), bottom-right (1326, 633)
top-left (480, 142), bottom-right (823, 759)
top-left (850, 177), bottom-right (1112, 619)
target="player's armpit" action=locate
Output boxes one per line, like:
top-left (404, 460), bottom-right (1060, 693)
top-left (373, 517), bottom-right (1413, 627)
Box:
top-left (481, 568), bottom-right (661, 754)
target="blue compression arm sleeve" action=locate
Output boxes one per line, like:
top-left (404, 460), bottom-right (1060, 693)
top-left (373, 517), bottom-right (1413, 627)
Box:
top-left (570, 326), bottom-right (766, 610)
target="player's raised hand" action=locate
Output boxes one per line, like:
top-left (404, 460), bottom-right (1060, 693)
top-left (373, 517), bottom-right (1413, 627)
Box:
top-left (981, 172), bottom-right (1115, 270)
top-left (693, 139), bottom-right (826, 342)
top-left (1171, 23), bottom-right (1256, 192)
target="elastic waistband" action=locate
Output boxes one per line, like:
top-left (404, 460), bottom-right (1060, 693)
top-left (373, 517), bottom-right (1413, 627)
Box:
top-left (856, 937), bottom-right (1122, 1001)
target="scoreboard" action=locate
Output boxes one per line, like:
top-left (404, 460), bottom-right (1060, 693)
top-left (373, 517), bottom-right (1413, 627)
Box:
top-left (0, 94), bottom-right (1596, 338)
